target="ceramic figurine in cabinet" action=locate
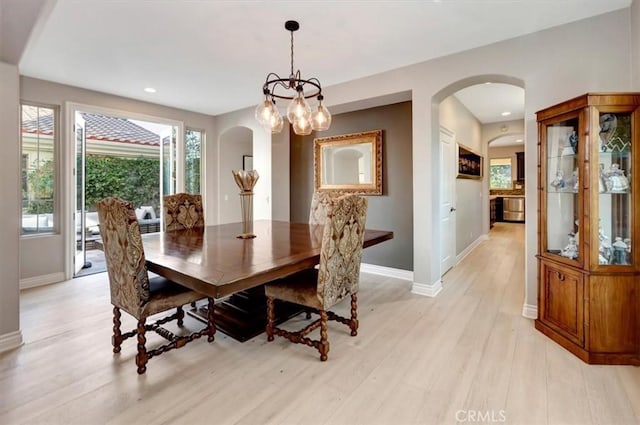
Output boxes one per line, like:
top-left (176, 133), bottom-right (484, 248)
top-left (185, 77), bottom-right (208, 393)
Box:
top-left (606, 164), bottom-right (629, 192)
top-left (561, 235), bottom-right (578, 259)
top-left (612, 237), bottom-right (629, 265)
top-left (551, 170), bottom-right (565, 190)
top-left (599, 225), bottom-right (613, 264)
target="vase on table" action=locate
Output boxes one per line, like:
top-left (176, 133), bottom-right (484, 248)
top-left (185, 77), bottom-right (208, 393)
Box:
top-left (232, 169), bottom-right (259, 239)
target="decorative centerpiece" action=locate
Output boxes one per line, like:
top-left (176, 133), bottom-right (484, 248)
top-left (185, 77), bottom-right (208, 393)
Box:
top-left (232, 169), bottom-right (259, 239)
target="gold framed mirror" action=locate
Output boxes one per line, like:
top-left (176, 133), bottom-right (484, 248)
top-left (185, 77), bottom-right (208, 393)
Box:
top-left (314, 130), bottom-right (382, 195)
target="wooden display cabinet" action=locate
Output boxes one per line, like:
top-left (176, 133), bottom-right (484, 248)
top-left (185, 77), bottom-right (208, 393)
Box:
top-left (536, 93), bottom-right (640, 365)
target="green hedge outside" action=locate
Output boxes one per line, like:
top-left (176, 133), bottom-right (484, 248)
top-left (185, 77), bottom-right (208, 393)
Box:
top-left (85, 155), bottom-right (160, 212)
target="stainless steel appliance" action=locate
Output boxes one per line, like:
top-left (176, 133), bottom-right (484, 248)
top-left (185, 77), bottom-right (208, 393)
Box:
top-left (503, 197), bottom-right (525, 222)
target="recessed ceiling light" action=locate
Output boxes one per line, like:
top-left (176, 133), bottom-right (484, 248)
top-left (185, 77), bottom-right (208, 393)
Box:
top-left (484, 82), bottom-right (492, 85)
top-left (516, 138), bottom-right (523, 142)
top-left (501, 111), bottom-right (511, 116)
top-left (144, 87), bottom-right (157, 93)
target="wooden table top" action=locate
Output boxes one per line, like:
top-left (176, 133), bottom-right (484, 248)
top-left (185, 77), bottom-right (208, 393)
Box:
top-left (143, 220), bottom-right (393, 299)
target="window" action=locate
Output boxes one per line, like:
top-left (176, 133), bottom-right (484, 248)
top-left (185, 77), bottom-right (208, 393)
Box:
top-left (21, 104), bottom-right (57, 235)
top-left (490, 157), bottom-right (512, 189)
top-left (185, 128), bottom-right (203, 194)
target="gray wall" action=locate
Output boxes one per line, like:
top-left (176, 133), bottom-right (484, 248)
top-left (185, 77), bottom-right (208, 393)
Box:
top-left (290, 101), bottom-right (413, 271)
top-left (0, 62), bottom-right (21, 347)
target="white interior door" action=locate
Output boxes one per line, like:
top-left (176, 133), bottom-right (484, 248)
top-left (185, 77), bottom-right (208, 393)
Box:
top-left (440, 127), bottom-right (456, 275)
top-left (74, 113), bottom-right (86, 275)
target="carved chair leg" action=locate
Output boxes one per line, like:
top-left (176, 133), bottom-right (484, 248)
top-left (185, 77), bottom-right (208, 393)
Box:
top-left (350, 293), bottom-right (359, 337)
top-left (207, 297), bottom-right (216, 343)
top-left (176, 306), bottom-right (185, 327)
top-left (266, 296), bottom-right (275, 342)
top-left (112, 306), bottom-right (123, 353)
top-left (319, 310), bottom-right (329, 361)
top-left (136, 318), bottom-right (149, 375)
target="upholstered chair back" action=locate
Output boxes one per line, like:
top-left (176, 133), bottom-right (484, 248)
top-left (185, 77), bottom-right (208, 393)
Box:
top-left (309, 191), bottom-right (343, 225)
top-left (317, 194), bottom-right (368, 309)
top-left (97, 197), bottom-right (151, 317)
top-left (163, 193), bottom-right (204, 232)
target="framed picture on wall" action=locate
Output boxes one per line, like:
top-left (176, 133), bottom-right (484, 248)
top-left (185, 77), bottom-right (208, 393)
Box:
top-left (457, 144), bottom-right (483, 179)
top-left (242, 155), bottom-right (253, 171)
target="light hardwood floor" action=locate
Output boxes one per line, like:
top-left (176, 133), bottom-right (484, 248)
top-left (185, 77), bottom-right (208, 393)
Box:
top-left (1, 222), bottom-right (638, 425)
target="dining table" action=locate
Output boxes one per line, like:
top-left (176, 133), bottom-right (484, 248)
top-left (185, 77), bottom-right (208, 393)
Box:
top-left (142, 219), bottom-right (394, 341)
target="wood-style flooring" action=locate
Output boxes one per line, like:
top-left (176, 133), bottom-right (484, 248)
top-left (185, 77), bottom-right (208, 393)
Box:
top-left (1, 222), bottom-right (638, 424)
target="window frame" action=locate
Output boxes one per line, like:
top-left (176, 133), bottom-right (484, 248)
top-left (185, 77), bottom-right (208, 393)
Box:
top-left (489, 157), bottom-right (513, 190)
top-left (20, 102), bottom-right (60, 236)
top-left (185, 127), bottom-right (204, 195)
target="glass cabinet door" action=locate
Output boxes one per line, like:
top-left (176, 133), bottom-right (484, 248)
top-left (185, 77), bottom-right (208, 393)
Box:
top-left (595, 111), bottom-right (632, 265)
top-left (545, 116), bottom-right (580, 261)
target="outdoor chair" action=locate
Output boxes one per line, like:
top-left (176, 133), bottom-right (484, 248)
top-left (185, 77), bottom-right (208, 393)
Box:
top-left (97, 197), bottom-right (215, 374)
top-left (265, 194), bottom-right (368, 361)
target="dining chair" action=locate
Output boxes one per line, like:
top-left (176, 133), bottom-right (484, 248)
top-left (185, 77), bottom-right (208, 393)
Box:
top-left (163, 192), bottom-right (207, 310)
top-left (266, 194), bottom-right (368, 361)
top-left (308, 190), bottom-right (343, 225)
top-left (97, 197), bottom-right (215, 374)
top-left (163, 193), bottom-right (205, 232)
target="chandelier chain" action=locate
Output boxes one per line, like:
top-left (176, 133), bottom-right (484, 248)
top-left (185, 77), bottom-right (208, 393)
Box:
top-left (290, 30), bottom-right (294, 77)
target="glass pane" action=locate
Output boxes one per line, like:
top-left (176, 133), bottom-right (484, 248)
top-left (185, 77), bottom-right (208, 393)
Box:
top-left (21, 104), bottom-right (56, 235)
top-left (490, 158), bottom-right (512, 189)
top-left (546, 117), bottom-right (579, 260)
top-left (185, 129), bottom-right (202, 194)
top-left (596, 112), bottom-right (632, 265)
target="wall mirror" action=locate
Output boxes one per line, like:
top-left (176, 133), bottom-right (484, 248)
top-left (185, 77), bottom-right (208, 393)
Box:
top-left (314, 130), bottom-right (382, 195)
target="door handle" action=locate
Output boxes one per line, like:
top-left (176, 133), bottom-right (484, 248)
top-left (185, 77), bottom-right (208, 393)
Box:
top-left (450, 207), bottom-right (456, 212)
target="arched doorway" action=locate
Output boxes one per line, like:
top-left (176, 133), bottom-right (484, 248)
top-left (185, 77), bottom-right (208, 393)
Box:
top-left (431, 75), bottom-right (525, 280)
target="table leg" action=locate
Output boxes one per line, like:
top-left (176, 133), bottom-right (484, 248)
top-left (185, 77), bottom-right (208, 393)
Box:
top-left (187, 285), bottom-right (302, 342)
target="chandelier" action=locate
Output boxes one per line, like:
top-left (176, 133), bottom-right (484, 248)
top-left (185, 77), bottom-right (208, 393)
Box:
top-left (255, 20), bottom-right (331, 136)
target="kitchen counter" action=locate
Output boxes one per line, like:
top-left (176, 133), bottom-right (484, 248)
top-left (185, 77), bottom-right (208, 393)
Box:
top-left (490, 195), bottom-right (525, 200)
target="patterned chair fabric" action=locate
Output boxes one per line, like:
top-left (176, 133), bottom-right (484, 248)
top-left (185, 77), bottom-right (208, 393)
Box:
top-left (265, 194), bottom-right (368, 361)
top-left (308, 191), bottom-right (343, 225)
top-left (97, 197), bottom-right (215, 374)
top-left (164, 193), bottom-right (205, 232)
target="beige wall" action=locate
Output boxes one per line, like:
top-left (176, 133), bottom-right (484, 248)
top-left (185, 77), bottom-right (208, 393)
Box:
top-left (0, 61), bottom-right (22, 350)
top-left (1, 8), bottom-right (635, 345)
top-left (219, 127), bottom-right (252, 224)
top-left (439, 95), bottom-right (484, 256)
top-left (19, 77), bottom-right (216, 282)
top-left (240, 9), bottom-right (632, 306)
top-left (633, 0), bottom-right (640, 89)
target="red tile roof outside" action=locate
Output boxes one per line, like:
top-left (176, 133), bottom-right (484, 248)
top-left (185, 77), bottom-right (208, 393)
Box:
top-left (21, 109), bottom-right (160, 146)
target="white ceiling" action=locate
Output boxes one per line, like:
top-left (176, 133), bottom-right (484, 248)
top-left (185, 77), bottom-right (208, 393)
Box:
top-left (16, 0), bottom-right (631, 117)
top-left (454, 83), bottom-right (525, 124)
top-left (489, 134), bottom-right (525, 148)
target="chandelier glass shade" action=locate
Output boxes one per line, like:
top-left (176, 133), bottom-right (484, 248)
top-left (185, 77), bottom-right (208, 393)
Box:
top-left (255, 20), bottom-right (331, 135)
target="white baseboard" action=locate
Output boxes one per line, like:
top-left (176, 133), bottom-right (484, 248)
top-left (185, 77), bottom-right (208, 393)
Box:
top-left (522, 303), bottom-right (538, 319)
top-left (361, 263), bottom-right (413, 281)
top-left (0, 330), bottom-right (24, 353)
top-left (456, 234), bottom-right (489, 265)
top-left (411, 279), bottom-right (443, 298)
top-left (20, 272), bottom-right (65, 290)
